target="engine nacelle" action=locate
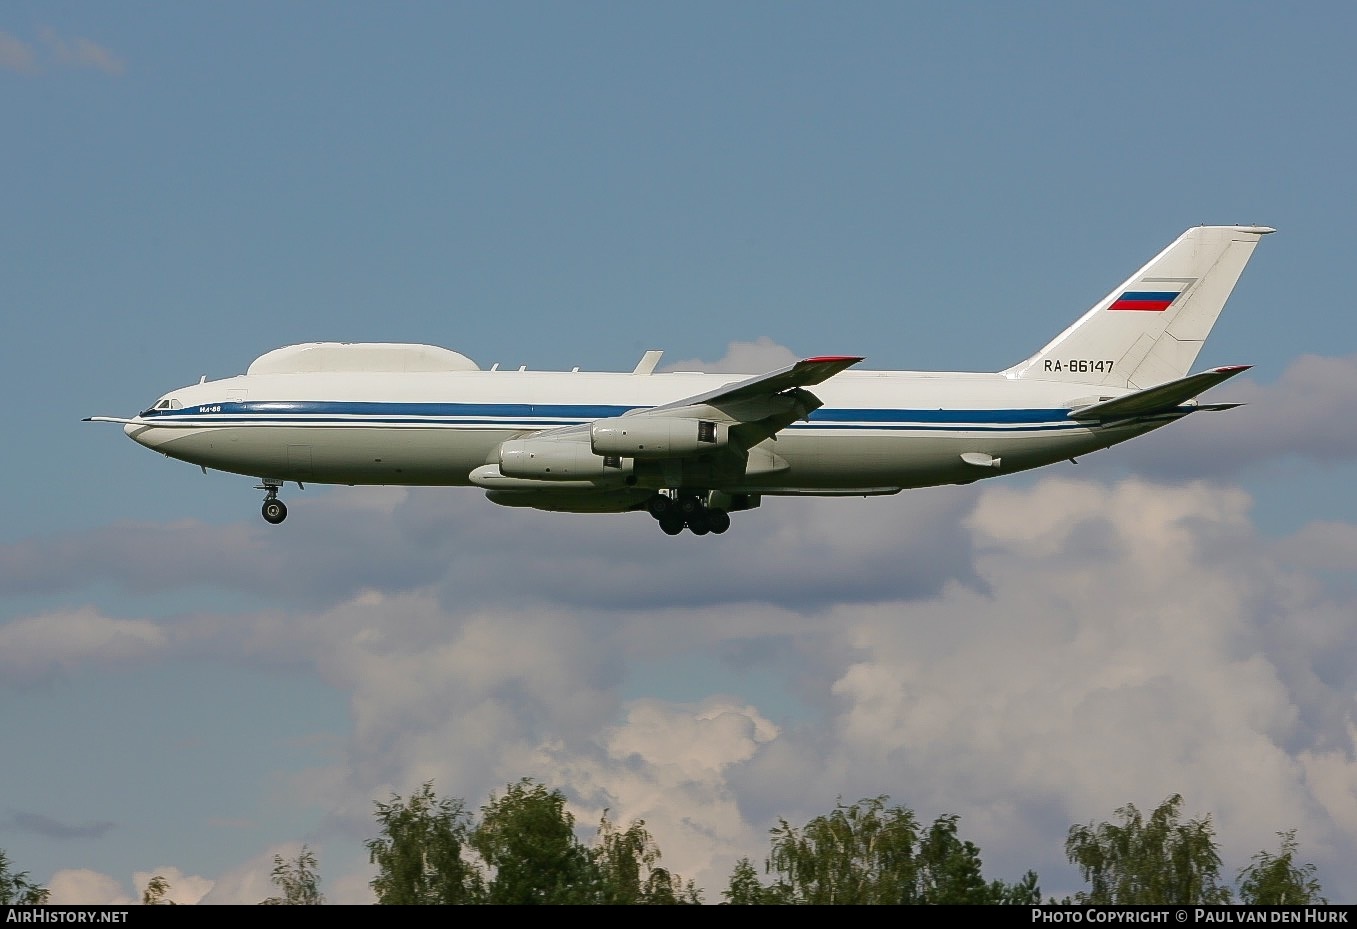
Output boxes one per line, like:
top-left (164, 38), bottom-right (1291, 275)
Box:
top-left (499, 438), bottom-right (628, 480)
top-left (590, 417), bottom-right (728, 458)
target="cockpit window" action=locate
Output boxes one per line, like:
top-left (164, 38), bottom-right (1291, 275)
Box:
top-left (150, 398), bottom-right (182, 411)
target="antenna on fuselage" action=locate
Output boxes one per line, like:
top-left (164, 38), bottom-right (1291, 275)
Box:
top-left (632, 350), bottom-right (663, 375)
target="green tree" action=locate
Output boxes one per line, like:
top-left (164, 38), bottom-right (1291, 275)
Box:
top-left (759, 796), bottom-right (1030, 904)
top-left (723, 857), bottom-right (785, 905)
top-left (141, 874), bottom-right (174, 905)
top-left (918, 813), bottom-right (1042, 904)
top-left (590, 811), bottom-right (701, 904)
top-left (1066, 794), bottom-right (1232, 905)
top-left (1236, 830), bottom-right (1325, 905)
top-left (260, 845), bottom-right (324, 905)
top-left (767, 796), bottom-right (920, 904)
top-left (994, 869), bottom-right (1043, 905)
top-left (0, 850), bottom-right (49, 905)
top-left (367, 781), bottom-right (482, 904)
top-left (918, 813), bottom-right (992, 903)
top-left (471, 778), bottom-right (597, 905)
top-left (759, 792), bottom-right (1020, 900)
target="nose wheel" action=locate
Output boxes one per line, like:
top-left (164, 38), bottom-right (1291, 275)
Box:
top-left (256, 479), bottom-right (288, 525)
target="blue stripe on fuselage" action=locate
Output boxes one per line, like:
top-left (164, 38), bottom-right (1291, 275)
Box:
top-left (139, 400), bottom-right (1085, 432)
top-left (198, 401), bottom-right (637, 419)
top-left (810, 407), bottom-right (1067, 424)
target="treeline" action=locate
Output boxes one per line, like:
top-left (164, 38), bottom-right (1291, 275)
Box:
top-left (0, 786), bottom-right (1328, 905)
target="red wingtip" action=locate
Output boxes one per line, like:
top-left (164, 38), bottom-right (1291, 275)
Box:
top-left (803, 355), bottom-right (865, 364)
top-left (1213, 364), bottom-right (1253, 373)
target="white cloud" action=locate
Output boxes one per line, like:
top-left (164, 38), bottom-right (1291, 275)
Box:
top-left (1113, 353), bottom-right (1357, 478)
top-left (326, 869), bottom-right (379, 905)
top-left (45, 869), bottom-right (134, 906)
top-left (1299, 731), bottom-right (1357, 839)
top-left (533, 698), bottom-right (782, 897)
top-left (44, 866), bottom-right (212, 905)
top-left (130, 867), bottom-right (213, 905)
top-left (0, 31), bottom-right (37, 73)
top-left (0, 27), bottom-right (123, 75)
top-left (194, 846), bottom-right (307, 905)
top-left (10, 472), bottom-right (1357, 902)
top-left (244, 478), bottom-right (1357, 897)
top-left (38, 27), bottom-right (124, 75)
top-left (662, 337), bottom-right (801, 373)
top-left (0, 608), bottom-right (167, 686)
top-left (1276, 520), bottom-right (1357, 572)
top-left (781, 477), bottom-right (1357, 893)
top-left (1, 483), bottom-right (978, 615)
top-left (45, 847), bottom-right (376, 906)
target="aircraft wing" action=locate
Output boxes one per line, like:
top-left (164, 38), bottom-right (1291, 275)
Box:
top-left (628, 354), bottom-right (864, 448)
top-left (524, 355), bottom-right (864, 442)
top-left (645, 355), bottom-right (865, 414)
top-left (1068, 365), bottom-right (1251, 421)
top-left (486, 355), bottom-right (864, 494)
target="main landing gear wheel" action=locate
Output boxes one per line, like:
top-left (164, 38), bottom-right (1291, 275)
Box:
top-left (658, 513), bottom-right (685, 535)
top-left (686, 508), bottom-right (711, 535)
top-left (262, 499), bottom-right (288, 524)
top-left (707, 509), bottom-right (731, 534)
top-left (650, 491), bottom-right (732, 536)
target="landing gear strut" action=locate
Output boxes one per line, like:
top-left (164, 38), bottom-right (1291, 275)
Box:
top-left (256, 478), bottom-right (287, 525)
top-left (646, 491), bottom-right (730, 537)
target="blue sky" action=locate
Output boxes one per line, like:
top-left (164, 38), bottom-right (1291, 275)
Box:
top-left (3, 2), bottom-right (1356, 903)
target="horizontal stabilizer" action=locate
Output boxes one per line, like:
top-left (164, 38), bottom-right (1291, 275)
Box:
top-left (1068, 365), bottom-right (1251, 421)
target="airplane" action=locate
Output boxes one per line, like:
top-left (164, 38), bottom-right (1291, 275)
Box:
top-left (86, 224), bottom-right (1272, 537)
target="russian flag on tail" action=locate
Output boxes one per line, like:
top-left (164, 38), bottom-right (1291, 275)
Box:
top-left (1108, 290), bottom-right (1179, 312)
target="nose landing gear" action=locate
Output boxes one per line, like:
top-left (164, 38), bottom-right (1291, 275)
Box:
top-left (256, 478), bottom-right (288, 525)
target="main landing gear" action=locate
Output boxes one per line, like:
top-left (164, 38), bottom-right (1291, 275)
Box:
top-left (256, 478), bottom-right (288, 525)
top-left (646, 492), bottom-right (731, 537)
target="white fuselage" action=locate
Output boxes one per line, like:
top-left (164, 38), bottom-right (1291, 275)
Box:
top-left (124, 367), bottom-right (1170, 493)
top-left (94, 226), bottom-right (1268, 527)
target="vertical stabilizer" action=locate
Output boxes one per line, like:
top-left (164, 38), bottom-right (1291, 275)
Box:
top-left (1003, 225), bottom-right (1273, 388)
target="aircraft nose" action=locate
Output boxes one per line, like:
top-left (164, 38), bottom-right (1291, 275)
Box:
top-left (124, 421), bottom-right (153, 447)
